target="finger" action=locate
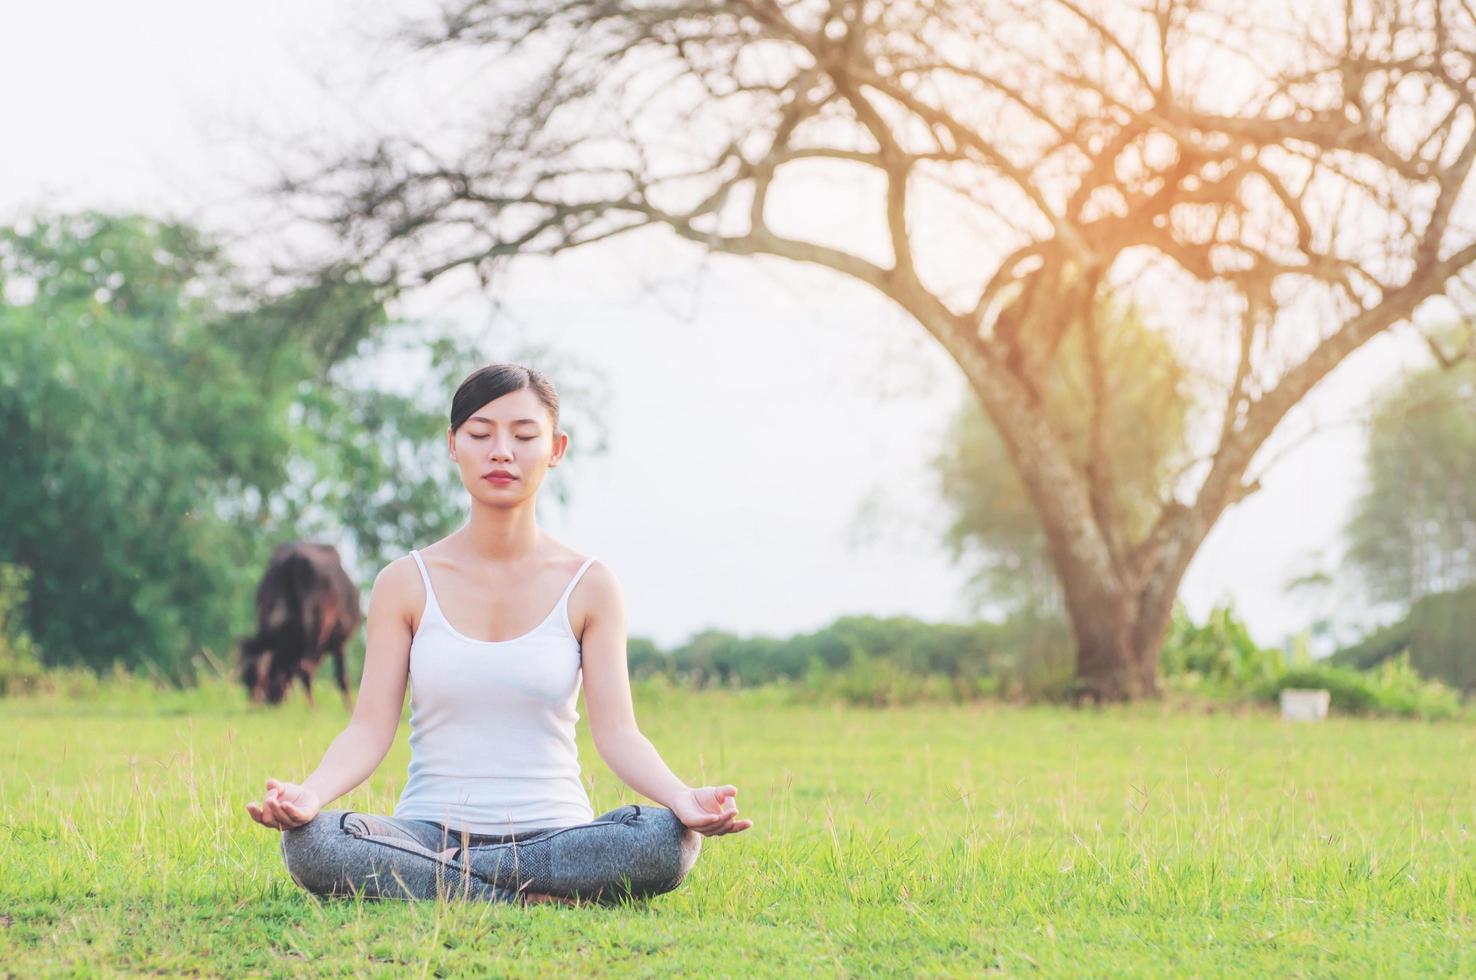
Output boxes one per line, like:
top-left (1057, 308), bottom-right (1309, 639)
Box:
top-left (684, 813), bottom-right (723, 830)
top-left (713, 815), bottom-right (749, 837)
top-left (688, 797), bottom-right (722, 820)
top-left (695, 803), bottom-right (738, 825)
top-left (701, 809), bottom-right (739, 836)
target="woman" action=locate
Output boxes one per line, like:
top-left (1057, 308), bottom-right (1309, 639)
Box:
top-left (246, 363), bottom-right (752, 906)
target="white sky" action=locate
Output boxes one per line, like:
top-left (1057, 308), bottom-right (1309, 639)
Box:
top-left (0, 1), bottom-right (1439, 651)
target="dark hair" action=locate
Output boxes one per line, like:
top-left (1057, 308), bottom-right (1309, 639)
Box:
top-left (450, 363), bottom-right (561, 434)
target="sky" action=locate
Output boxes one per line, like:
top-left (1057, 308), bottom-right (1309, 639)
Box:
top-left (0, 0), bottom-right (1440, 651)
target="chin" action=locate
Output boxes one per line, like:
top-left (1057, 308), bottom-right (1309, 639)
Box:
top-left (473, 480), bottom-right (534, 501)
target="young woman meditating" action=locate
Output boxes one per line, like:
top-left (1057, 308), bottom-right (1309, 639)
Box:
top-left (245, 363), bottom-right (752, 906)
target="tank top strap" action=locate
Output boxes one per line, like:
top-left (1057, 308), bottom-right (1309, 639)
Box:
top-left (557, 557), bottom-right (598, 610)
top-left (409, 550), bottom-right (443, 620)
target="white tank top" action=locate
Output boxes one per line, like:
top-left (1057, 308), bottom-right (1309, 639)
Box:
top-left (392, 549), bottom-right (598, 834)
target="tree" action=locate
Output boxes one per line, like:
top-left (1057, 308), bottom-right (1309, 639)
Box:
top-left (935, 300), bottom-right (1190, 619)
top-left (1330, 585), bottom-right (1476, 693)
top-left (0, 212), bottom-right (496, 679)
top-left (0, 212), bottom-right (299, 676)
top-left (1333, 325), bottom-right (1476, 693)
top-left (1345, 334), bottom-right (1476, 604)
top-left (265, 1), bottom-right (1476, 700)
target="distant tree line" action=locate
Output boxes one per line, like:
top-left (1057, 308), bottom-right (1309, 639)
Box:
top-left (625, 612), bottom-right (1069, 694)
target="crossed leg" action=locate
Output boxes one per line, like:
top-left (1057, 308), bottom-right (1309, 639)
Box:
top-left (279, 804), bottom-right (701, 905)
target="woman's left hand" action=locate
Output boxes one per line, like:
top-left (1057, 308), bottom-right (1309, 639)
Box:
top-left (670, 784), bottom-right (753, 836)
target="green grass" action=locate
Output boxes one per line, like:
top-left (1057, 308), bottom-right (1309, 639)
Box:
top-left (1, 680), bottom-right (1473, 977)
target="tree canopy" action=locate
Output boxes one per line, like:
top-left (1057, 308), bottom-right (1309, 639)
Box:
top-left (936, 300), bottom-right (1191, 616)
top-left (263, 0), bottom-right (1476, 699)
top-left (1346, 333), bottom-right (1476, 605)
top-left (0, 212), bottom-right (484, 679)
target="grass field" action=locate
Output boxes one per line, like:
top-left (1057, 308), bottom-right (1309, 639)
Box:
top-left (2, 680), bottom-right (1473, 977)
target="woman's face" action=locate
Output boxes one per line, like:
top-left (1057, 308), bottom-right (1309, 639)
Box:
top-left (447, 388), bottom-right (566, 505)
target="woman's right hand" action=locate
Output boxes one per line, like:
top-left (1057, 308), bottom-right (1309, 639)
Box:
top-left (246, 778), bottom-right (321, 831)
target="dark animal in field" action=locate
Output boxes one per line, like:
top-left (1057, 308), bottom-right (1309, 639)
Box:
top-left (238, 541), bottom-right (361, 709)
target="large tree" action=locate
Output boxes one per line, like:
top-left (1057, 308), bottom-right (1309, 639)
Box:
top-left (266, 0), bottom-right (1476, 699)
top-left (0, 212), bottom-right (482, 679)
top-left (936, 300), bottom-right (1190, 619)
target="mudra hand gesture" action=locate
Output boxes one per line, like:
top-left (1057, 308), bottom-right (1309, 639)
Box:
top-left (670, 785), bottom-right (752, 836)
top-left (246, 778), bottom-right (321, 831)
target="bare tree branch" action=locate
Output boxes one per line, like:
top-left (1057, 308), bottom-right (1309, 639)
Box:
top-left (261, 0), bottom-right (1476, 700)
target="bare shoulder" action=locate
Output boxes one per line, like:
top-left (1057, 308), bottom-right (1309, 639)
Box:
top-left (569, 558), bottom-right (624, 641)
top-left (575, 557), bottom-right (620, 595)
top-left (368, 554), bottom-right (424, 626)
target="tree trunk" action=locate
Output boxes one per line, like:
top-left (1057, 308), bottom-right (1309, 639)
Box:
top-left (1056, 568), bottom-right (1172, 703)
top-left (946, 341), bottom-right (1183, 703)
top-left (1066, 594), bottom-right (1141, 701)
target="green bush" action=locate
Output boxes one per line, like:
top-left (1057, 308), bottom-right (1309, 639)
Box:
top-left (795, 646), bottom-right (960, 707)
top-left (1330, 585), bottom-right (1476, 693)
top-left (624, 613), bottom-right (1012, 701)
top-left (1160, 601), bottom-right (1285, 692)
top-left (0, 562), bottom-right (43, 696)
top-left (0, 562), bottom-right (116, 699)
top-left (1161, 601), bottom-right (1464, 720)
top-left (1262, 654), bottom-right (1462, 721)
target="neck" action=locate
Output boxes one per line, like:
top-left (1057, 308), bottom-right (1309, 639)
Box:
top-left (460, 497), bottom-right (542, 562)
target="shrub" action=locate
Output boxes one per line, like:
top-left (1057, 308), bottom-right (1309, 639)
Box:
top-left (1161, 602), bottom-right (1464, 720)
top-left (1260, 654), bottom-right (1462, 721)
top-left (1160, 601), bottom-right (1285, 692)
top-left (795, 647), bottom-right (959, 707)
top-left (0, 562), bottom-right (44, 696)
top-left (623, 614), bottom-right (1011, 700)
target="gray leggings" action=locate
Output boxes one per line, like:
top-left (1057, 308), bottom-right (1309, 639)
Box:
top-left (279, 803), bottom-right (701, 905)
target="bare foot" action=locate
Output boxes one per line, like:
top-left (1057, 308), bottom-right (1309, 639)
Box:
top-left (520, 890), bottom-right (580, 907)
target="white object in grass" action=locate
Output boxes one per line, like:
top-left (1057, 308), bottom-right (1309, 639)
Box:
top-left (1280, 688), bottom-right (1331, 722)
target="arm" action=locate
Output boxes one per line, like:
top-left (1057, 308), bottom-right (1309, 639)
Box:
top-left (301, 560), bottom-right (413, 804)
top-left (247, 558), bottom-right (414, 829)
top-left (577, 561), bottom-right (752, 836)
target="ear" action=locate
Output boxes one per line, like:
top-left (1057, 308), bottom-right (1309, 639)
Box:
top-left (548, 429), bottom-right (569, 466)
top-left (447, 426), bottom-right (457, 461)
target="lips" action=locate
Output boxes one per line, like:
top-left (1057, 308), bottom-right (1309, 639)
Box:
top-left (483, 472), bottom-right (517, 481)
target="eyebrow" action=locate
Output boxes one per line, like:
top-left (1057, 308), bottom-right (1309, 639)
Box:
top-left (468, 415), bottom-right (541, 425)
